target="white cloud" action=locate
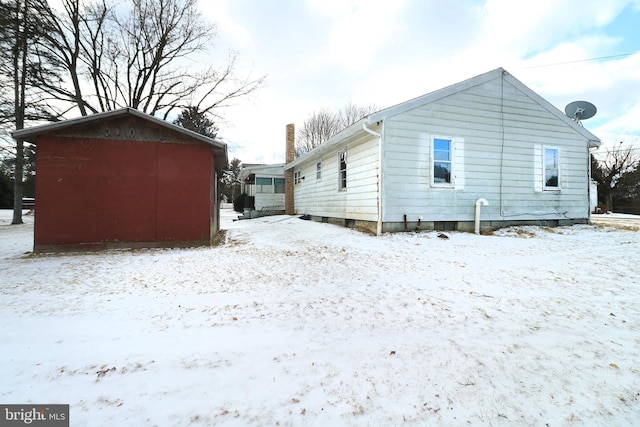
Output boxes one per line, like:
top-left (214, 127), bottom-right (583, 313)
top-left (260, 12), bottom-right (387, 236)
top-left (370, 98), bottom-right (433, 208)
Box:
top-left (478, 0), bottom-right (629, 57)
top-left (305, 0), bottom-right (409, 71)
top-left (195, 0), bottom-right (640, 162)
top-left (200, 0), bottom-right (251, 47)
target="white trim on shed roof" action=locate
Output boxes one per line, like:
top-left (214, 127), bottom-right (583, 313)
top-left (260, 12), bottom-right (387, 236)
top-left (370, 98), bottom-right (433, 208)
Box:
top-left (11, 107), bottom-right (228, 170)
top-left (13, 107), bottom-right (226, 147)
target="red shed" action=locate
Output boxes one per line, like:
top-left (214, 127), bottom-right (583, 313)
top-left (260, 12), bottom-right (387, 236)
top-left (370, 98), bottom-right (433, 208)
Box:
top-left (12, 108), bottom-right (228, 252)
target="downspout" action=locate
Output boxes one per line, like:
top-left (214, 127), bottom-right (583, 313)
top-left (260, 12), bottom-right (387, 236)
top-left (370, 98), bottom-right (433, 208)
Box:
top-left (475, 198), bottom-right (489, 234)
top-left (363, 123), bottom-right (383, 235)
top-left (588, 144), bottom-right (597, 221)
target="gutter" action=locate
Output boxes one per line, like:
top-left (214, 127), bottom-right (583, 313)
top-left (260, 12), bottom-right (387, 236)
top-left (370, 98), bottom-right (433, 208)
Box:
top-left (284, 118), bottom-right (368, 171)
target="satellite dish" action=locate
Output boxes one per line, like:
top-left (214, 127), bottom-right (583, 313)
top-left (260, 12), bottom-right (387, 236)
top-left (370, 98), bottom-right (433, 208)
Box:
top-left (565, 100), bottom-right (597, 123)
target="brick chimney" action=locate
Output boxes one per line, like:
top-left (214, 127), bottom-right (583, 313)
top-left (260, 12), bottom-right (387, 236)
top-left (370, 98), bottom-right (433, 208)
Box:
top-left (285, 124), bottom-right (295, 215)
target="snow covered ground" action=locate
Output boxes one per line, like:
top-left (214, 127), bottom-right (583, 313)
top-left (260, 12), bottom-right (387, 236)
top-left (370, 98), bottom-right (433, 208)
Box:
top-left (1, 209), bottom-right (639, 426)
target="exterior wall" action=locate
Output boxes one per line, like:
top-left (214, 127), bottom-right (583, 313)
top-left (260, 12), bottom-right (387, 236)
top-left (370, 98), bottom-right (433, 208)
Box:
top-left (256, 193), bottom-right (285, 210)
top-left (254, 174), bottom-right (285, 211)
top-left (292, 132), bottom-right (379, 221)
top-left (381, 76), bottom-right (592, 226)
top-left (34, 136), bottom-right (215, 251)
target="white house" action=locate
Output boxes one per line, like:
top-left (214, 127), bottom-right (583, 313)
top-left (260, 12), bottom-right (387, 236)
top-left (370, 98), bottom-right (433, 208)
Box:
top-left (284, 68), bottom-right (601, 234)
top-left (239, 163), bottom-right (286, 214)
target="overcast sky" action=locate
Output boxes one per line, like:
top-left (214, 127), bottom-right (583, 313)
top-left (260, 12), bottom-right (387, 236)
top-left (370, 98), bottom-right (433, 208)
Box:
top-left (198, 0), bottom-right (640, 164)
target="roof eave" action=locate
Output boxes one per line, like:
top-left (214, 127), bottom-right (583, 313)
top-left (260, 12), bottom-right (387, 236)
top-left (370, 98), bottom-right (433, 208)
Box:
top-left (12, 107), bottom-right (225, 148)
top-left (284, 118), bottom-right (368, 170)
top-left (239, 163), bottom-right (286, 181)
top-left (588, 139), bottom-right (602, 149)
top-left (501, 73), bottom-right (601, 147)
top-left (12, 107), bottom-right (228, 170)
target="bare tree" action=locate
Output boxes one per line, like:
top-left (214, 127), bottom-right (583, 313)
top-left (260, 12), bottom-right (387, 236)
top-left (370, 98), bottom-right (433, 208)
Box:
top-left (337, 101), bottom-right (378, 129)
top-left (295, 102), bottom-right (378, 157)
top-left (296, 107), bottom-right (341, 157)
top-left (614, 161), bottom-right (640, 214)
top-left (0, 0), bottom-right (61, 224)
top-left (591, 141), bottom-right (639, 212)
top-left (35, 0), bottom-right (264, 118)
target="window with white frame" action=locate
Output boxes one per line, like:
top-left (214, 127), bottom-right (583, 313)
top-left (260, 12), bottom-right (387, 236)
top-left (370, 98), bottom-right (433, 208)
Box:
top-left (432, 137), bottom-right (453, 185)
top-left (338, 150), bottom-right (347, 190)
top-left (255, 177), bottom-right (273, 193)
top-left (544, 147), bottom-right (560, 189)
top-left (255, 177), bottom-right (286, 193)
top-left (274, 178), bottom-right (285, 193)
top-left (294, 170), bottom-right (301, 185)
top-left (316, 161), bottom-right (322, 180)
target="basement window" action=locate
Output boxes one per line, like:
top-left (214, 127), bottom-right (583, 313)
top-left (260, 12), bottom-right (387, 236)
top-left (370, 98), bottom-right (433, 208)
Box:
top-left (338, 150), bottom-right (347, 190)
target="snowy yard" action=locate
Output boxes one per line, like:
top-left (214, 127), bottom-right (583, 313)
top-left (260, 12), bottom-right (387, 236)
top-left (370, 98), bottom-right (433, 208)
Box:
top-left (1, 209), bottom-right (639, 426)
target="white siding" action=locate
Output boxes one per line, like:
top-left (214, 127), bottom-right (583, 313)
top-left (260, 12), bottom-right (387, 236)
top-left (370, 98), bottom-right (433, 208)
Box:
top-left (253, 173), bottom-right (285, 210)
top-left (382, 76), bottom-right (591, 222)
top-left (255, 193), bottom-right (285, 210)
top-left (293, 133), bottom-right (379, 221)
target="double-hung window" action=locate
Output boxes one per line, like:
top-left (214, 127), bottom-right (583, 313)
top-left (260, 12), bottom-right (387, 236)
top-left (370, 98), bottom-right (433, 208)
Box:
top-left (294, 170), bottom-right (301, 185)
top-left (544, 147), bottom-right (560, 189)
top-left (338, 150), bottom-right (347, 190)
top-left (432, 137), bottom-right (453, 185)
top-left (316, 161), bottom-right (322, 180)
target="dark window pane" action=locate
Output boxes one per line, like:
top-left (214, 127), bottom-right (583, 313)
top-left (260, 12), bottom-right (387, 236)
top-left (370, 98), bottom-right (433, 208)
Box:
top-left (434, 162), bottom-right (451, 183)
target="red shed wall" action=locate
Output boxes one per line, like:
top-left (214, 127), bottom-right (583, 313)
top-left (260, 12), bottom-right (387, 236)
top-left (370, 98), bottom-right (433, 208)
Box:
top-left (35, 136), bottom-right (215, 251)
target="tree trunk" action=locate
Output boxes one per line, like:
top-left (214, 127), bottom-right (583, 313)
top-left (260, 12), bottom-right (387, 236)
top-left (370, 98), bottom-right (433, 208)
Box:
top-left (10, 0), bottom-right (26, 225)
top-left (606, 191), bottom-right (613, 213)
top-left (11, 139), bottom-right (24, 224)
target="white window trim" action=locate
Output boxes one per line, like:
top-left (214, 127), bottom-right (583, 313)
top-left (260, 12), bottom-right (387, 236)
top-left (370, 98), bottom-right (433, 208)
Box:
top-left (316, 161), bottom-right (322, 181)
top-left (431, 135), bottom-right (455, 188)
top-left (543, 145), bottom-right (561, 191)
top-left (294, 170), bottom-right (301, 185)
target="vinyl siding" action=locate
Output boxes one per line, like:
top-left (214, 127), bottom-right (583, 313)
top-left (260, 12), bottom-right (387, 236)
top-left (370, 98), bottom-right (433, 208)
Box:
top-left (382, 76), bottom-right (591, 222)
top-left (255, 193), bottom-right (285, 210)
top-left (253, 173), bottom-right (285, 210)
top-left (293, 133), bottom-right (379, 220)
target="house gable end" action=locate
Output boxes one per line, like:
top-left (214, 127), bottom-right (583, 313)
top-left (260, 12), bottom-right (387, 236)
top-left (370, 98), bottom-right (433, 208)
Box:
top-left (366, 68), bottom-right (600, 148)
top-left (502, 73), bottom-right (600, 146)
top-left (367, 68), bottom-right (504, 124)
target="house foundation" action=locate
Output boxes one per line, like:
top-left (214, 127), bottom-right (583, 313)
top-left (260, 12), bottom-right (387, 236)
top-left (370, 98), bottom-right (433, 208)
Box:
top-left (302, 215), bottom-right (589, 235)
